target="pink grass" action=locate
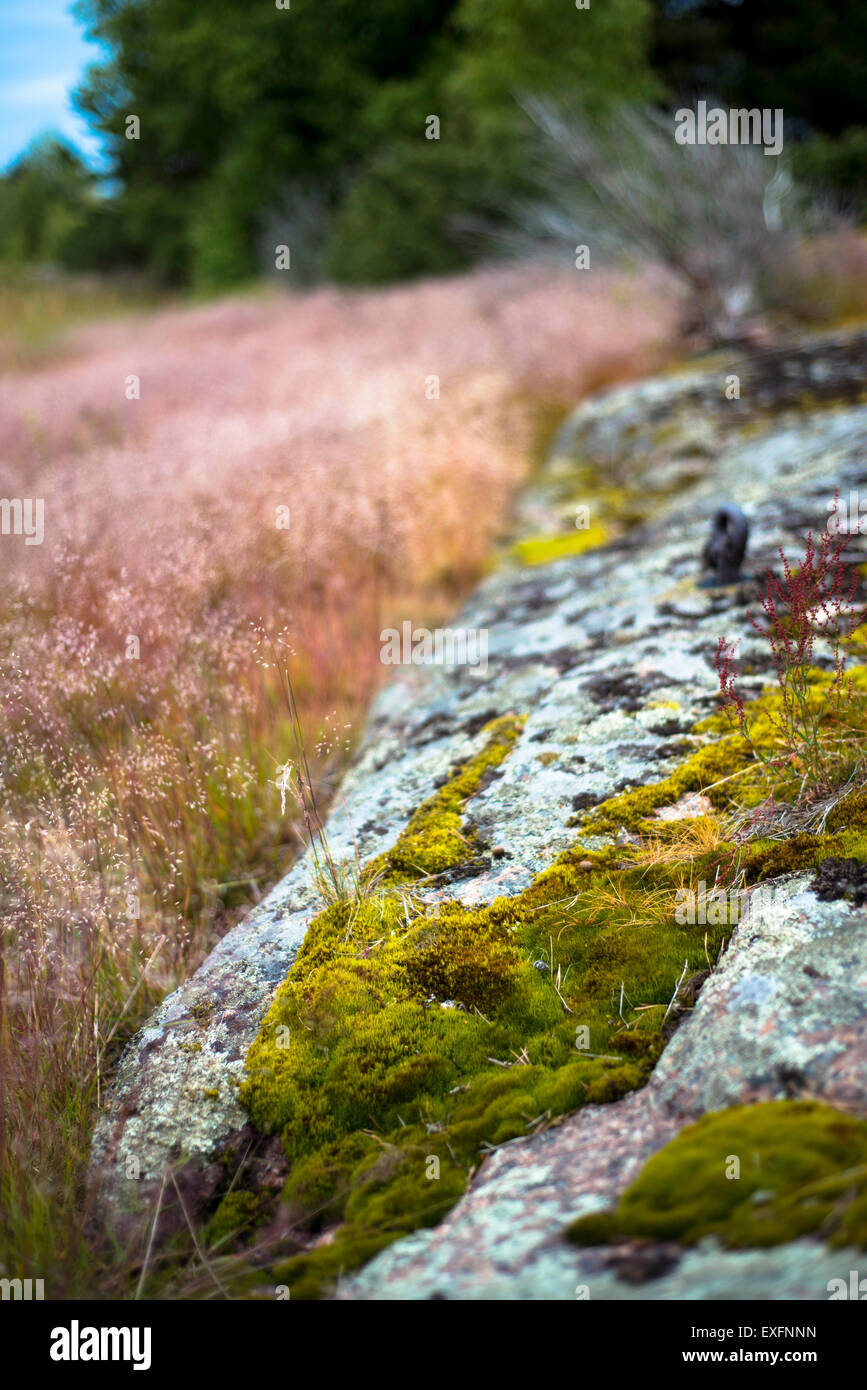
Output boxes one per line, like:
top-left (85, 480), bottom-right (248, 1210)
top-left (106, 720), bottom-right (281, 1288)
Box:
top-left (0, 261), bottom-right (676, 1289)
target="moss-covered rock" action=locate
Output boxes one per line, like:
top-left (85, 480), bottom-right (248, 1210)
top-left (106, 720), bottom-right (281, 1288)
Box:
top-left (566, 1100), bottom-right (867, 1250)
top-left (240, 766), bottom-right (734, 1294)
top-left (237, 654), bottom-right (867, 1297)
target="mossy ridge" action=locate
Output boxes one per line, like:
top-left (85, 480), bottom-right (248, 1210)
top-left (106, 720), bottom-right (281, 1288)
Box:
top-left (240, 860), bottom-right (729, 1294)
top-left (575, 663), bottom-right (867, 852)
top-left (566, 1100), bottom-right (867, 1251)
top-left (234, 666), bottom-right (867, 1297)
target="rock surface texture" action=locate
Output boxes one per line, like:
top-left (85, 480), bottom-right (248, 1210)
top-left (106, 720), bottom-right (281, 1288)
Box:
top-left (92, 326), bottom-right (867, 1297)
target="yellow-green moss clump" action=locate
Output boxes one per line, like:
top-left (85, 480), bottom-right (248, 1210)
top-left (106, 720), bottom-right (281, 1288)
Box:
top-left (575, 666), bottom-right (867, 880)
top-left (510, 525), bottom-right (608, 567)
top-left (567, 1101), bottom-right (867, 1250)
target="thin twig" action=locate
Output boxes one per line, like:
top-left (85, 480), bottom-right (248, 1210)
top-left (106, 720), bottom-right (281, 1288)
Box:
top-left (662, 959), bottom-right (690, 1025)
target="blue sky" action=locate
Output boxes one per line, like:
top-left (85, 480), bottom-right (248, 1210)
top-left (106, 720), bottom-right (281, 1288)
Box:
top-left (0, 0), bottom-right (109, 170)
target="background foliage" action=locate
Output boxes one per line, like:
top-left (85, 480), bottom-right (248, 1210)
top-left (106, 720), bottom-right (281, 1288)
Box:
top-left (2, 0), bottom-right (861, 289)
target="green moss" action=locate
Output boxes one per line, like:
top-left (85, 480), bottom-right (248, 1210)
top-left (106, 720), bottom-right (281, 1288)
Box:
top-left (240, 838), bottom-right (728, 1296)
top-left (826, 785), bottom-right (867, 833)
top-left (572, 733), bottom-right (754, 836)
top-left (566, 1101), bottom-right (867, 1251)
top-left (370, 714), bottom-right (523, 881)
top-left (566, 1209), bottom-right (619, 1245)
top-left (207, 1189), bottom-right (270, 1249)
top-left (235, 662), bottom-right (867, 1297)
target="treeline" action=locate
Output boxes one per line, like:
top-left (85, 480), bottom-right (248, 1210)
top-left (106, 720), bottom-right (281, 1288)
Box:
top-left (1, 0), bottom-right (865, 289)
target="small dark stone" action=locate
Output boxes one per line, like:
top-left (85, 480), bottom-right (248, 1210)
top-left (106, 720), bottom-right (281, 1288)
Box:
top-left (653, 739), bottom-right (693, 761)
top-left (700, 502), bottom-right (749, 586)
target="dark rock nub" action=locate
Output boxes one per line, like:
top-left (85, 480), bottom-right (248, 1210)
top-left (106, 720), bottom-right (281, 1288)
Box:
top-left (701, 502), bottom-right (749, 586)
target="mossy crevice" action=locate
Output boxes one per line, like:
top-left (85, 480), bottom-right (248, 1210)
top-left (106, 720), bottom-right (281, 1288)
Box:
top-left (570, 731), bottom-right (755, 837)
top-left (574, 666), bottom-right (867, 862)
top-left (369, 714), bottom-right (523, 882)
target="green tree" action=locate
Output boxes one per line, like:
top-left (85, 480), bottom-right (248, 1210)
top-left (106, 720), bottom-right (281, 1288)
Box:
top-left (73, 0), bottom-right (462, 286)
top-left (329, 0), bottom-right (661, 282)
top-left (0, 138), bottom-right (93, 265)
top-left (651, 0), bottom-right (867, 137)
top-left (72, 0), bottom-right (658, 287)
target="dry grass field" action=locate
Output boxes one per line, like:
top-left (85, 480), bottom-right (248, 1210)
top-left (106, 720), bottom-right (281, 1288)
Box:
top-left (0, 262), bottom-right (677, 1293)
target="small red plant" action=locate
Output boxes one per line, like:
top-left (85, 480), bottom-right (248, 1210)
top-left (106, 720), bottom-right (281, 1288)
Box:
top-left (716, 498), bottom-right (864, 798)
